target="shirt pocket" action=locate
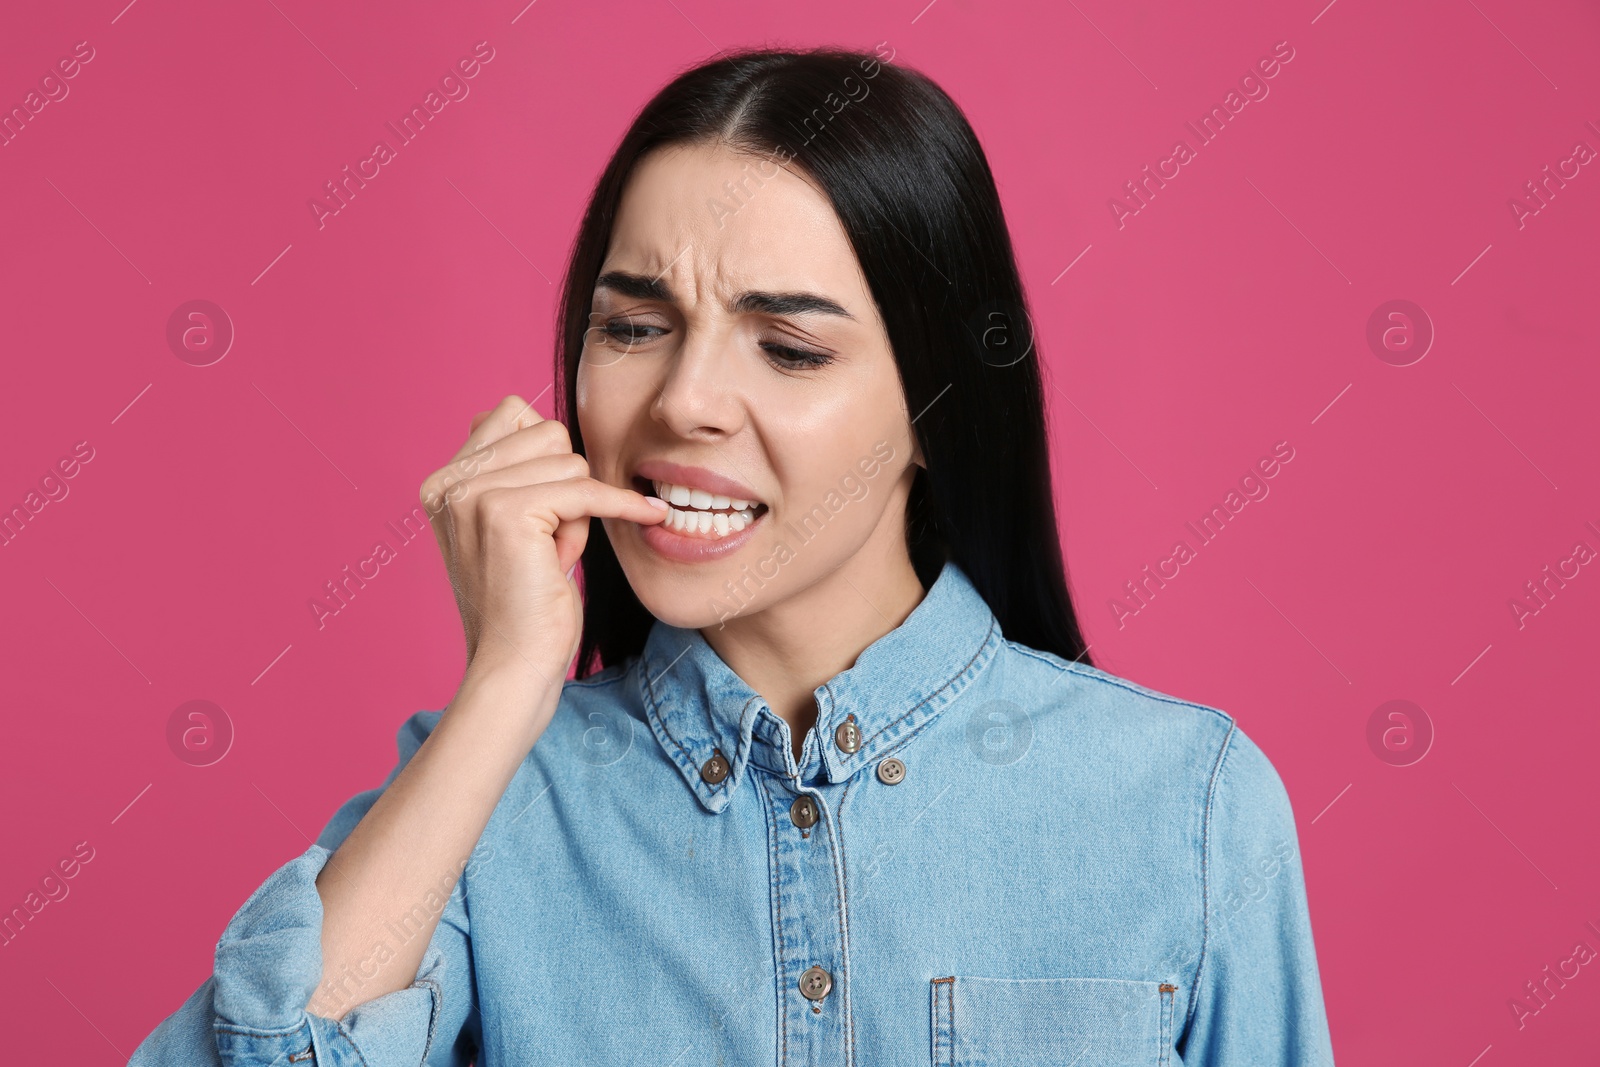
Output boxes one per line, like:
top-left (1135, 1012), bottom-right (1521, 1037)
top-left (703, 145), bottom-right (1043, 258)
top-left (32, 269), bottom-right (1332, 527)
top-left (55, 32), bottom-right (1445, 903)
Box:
top-left (930, 975), bottom-right (1177, 1067)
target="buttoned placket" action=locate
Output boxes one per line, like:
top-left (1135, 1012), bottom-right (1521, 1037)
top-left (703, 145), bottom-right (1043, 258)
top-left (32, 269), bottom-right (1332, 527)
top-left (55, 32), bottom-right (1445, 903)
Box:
top-left (754, 702), bottom-right (860, 1067)
top-left (638, 562), bottom-right (1003, 1067)
top-left (741, 689), bottom-right (914, 1067)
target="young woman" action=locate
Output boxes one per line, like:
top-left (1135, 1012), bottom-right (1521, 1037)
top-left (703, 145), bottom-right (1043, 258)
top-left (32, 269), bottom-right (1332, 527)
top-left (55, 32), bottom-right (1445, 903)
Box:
top-left (134, 46), bottom-right (1334, 1067)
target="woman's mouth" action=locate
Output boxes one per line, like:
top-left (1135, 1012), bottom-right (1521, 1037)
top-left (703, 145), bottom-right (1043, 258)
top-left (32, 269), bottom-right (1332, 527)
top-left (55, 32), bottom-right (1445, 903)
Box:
top-left (641, 478), bottom-right (768, 540)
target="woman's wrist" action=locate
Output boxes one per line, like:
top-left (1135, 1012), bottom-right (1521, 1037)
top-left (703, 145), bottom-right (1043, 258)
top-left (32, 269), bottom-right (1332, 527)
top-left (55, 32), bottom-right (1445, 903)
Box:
top-left (448, 654), bottom-right (567, 755)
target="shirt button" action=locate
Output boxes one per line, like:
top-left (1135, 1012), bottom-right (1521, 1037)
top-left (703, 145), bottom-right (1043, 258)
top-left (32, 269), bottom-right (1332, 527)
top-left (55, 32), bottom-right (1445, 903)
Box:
top-left (700, 750), bottom-right (729, 785)
top-left (834, 717), bottom-right (861, 754)
top-left (799, 965), bottom-right (834, 1001)
top-left (876, 757), bottom-right (906, 785)
top-left (789, 794), bottom-right (819, 829)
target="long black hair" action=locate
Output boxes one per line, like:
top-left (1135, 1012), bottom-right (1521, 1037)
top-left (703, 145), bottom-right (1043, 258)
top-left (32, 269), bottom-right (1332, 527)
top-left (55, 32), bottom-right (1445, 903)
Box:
top-left (555, 45), bottom-right (1092, 676)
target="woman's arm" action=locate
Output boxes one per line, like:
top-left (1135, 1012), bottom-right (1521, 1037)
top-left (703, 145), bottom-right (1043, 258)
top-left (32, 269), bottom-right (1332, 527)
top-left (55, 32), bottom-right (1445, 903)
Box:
top-left (308, 395), bottom-right (667, 1016)
top-left (132, 713), bottom-right (478, 1067)
top-left (306, 667), bottom-right (552, 1016)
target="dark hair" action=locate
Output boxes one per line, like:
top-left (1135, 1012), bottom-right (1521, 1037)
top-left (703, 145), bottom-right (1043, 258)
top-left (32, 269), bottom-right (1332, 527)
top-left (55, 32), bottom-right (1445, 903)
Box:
top-left (555, 46), bottom-right (1092, 676)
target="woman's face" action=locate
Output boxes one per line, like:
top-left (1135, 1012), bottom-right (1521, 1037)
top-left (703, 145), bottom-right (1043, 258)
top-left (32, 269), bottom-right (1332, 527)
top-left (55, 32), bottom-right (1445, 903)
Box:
top-left (577, 140), bottom-right (921, 630)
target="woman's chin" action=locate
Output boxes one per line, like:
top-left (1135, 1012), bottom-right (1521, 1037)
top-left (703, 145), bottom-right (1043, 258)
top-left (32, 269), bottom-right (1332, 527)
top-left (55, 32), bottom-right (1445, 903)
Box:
top-left (627, 575), bottom-right (764, 631)
top-left (612, 514), bottom-right (777, 629)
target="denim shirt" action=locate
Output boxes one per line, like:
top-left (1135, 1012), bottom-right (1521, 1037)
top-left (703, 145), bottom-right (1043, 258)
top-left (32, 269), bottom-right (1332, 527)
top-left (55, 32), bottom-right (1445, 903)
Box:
top-left (132, 560), bottom-right (1335, 1066)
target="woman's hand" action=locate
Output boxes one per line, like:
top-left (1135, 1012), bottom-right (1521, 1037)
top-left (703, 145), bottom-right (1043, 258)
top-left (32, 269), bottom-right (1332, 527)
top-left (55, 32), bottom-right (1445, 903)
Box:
top-left (419, 394), bottom-right (667, 690)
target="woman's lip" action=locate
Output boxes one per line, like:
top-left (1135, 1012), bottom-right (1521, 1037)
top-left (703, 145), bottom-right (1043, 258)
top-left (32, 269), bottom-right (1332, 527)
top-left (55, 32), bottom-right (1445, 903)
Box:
top-left (633, 459), bottom-right (761, 504)
top-left (636, 507), bottom-right (766, 563)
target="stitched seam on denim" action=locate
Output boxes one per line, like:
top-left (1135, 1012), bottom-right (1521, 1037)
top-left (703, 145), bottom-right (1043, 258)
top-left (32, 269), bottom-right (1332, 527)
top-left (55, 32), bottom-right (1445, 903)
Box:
top-left (872, 697), bottom-right (954, 766)
top-left (752, 710), bottom-right (799, 777)
top-left (641, 653), bottom-right (751, 806)
top-left (1008, 643), bottom-right (1237, 729)
top-left (749, 714), bottom-right (788, 776)
top-left (1169, 990), bottom-right (1176, 1067)
top-left (821, 680), bottom-right (842, 749)
top-left (416, 974), bottom-right (443, 1065)
top-left (761, 775), bottom-right (790, 1067)
top-left (334, 1016), bottom-right (376, 1067)
top-left (699, 683), bottom-right (748, 761)
top-left (946, 977), bottom-right (956, 1064)
top-left (1187, 719), bottom-right (1236, 1036)
top-left (814, 778), bottom-right (851, 1063)
top-left (768, 613), bottom-right (1000, 782)
top-left (213, 1021), bottom-right (309, 1039)
top-left (805, 682), bottom-right (834, 779)
top-left (641, 652), bottom-right (712, 802)
top-left (836, 775), bottom-right (859, 1067)
top-left (1161, 985), bottom-right (1175, 1066)
top-left (727, 693), bottom-right (765, 787)
top-left (856, 617), bottom-right (999, 756)
top-left (641, 652), bottom-right (693, 763)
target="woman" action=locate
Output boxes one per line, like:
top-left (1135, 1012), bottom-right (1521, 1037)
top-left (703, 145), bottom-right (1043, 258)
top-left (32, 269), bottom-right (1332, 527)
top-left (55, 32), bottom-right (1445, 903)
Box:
top-left (133, 46), bottom-right (1334, 1066)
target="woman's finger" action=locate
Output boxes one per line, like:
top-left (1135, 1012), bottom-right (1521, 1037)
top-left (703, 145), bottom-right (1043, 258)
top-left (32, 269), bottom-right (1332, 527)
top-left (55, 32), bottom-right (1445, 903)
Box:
top-left (452, 394), bottom-right (548, 462)
top-left (445, 419), bottom-right (577, 481)
top-left (479, 477), bottom-right (668, 532)
top-left (467, 477), bottom-right (665, 576)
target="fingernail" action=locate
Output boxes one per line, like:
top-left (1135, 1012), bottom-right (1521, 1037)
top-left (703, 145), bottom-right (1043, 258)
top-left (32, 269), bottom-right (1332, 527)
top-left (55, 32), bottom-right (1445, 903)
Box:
top-left (645, 496), bottom-right (668, 510)
top-left (566, 564), bottom-right (577, 581)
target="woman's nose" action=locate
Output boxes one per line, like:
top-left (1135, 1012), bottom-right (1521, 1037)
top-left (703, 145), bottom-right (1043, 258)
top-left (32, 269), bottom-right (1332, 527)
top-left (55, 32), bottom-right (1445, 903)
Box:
top-left (650, 333), bottom-right (747, 439)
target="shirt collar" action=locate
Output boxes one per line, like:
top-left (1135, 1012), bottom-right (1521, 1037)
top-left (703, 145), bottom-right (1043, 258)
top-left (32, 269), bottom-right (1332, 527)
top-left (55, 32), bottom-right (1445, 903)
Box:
top-left (636, 559), bottom-right (1003, 813)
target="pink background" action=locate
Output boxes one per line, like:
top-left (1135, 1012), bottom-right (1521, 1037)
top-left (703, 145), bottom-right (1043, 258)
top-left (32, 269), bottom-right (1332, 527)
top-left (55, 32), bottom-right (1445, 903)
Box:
top-left (2, 0), bottom-right (1597, 1062)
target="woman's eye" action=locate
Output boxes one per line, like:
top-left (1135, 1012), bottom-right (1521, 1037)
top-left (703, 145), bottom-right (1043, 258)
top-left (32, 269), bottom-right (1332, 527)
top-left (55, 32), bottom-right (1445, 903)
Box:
top-left (594, 319), bottom-right (829, 368)
top-left (761, 342), bottom-right (833, 369)
top-left (601, 321), bottom-right (664, 347)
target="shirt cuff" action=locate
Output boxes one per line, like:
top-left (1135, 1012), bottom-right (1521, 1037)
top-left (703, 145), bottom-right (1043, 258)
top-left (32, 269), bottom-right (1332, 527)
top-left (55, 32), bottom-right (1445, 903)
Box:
top-left (209, 843), bottom-right (446, 1067)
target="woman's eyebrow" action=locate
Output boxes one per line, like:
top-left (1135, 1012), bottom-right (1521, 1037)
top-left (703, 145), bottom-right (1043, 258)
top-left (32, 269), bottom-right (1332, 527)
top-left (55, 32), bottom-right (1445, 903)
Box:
top-left (732, 290), bottom-right (855, 321)
top-left (594, 270), bottom-right (855, 321)
top-left (595, 270), bottom-right (670, 302)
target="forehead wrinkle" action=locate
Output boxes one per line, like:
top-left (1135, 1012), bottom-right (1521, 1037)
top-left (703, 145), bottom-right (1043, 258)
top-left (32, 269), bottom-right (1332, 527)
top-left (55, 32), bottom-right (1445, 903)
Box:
top-left (602, 156), bottom-right (866, 326)
top-left (631, 240), bottom-right (742, 323)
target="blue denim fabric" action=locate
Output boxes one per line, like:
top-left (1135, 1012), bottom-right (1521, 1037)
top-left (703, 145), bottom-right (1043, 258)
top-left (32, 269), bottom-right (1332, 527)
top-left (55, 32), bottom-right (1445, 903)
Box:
top-left (132, 559), bottom-right (1335, 1066)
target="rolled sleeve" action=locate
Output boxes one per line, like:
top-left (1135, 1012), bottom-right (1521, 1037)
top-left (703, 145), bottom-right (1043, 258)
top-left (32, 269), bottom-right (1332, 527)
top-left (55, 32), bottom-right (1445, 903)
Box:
top-left (1180, 725), bottom-right (1337, 1066)
top-left (132, 711), bottom-right (476, 1067)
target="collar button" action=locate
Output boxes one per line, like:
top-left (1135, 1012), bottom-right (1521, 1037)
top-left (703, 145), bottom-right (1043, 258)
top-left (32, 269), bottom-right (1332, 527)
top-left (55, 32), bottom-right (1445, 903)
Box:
top-left (876, 757), bottom-right (906, 785)
top-left (700, 750), bottom-right (730, 785)
top-left (834, 717), bottom-right (861, 754)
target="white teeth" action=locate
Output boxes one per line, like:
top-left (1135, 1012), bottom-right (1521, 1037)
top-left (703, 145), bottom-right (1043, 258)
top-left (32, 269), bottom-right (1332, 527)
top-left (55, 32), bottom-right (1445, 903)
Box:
top-left (646, 479), bottom-right (766, 539)
top-left (651, 481), bottom-right (762, 510)
top-left (657, 504), bottom-right (763, 540)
